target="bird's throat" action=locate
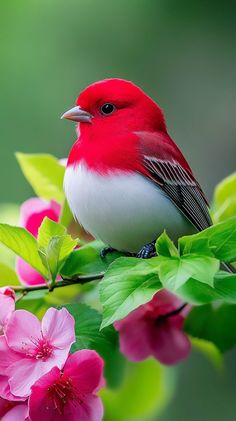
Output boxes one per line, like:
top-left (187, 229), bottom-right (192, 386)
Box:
top-left (67, 131), bottom-right (143, 174)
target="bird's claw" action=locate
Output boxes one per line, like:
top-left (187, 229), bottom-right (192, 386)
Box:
top-left (100, 247), bottom-right (135, 259)
top-left (101, 243), bottom-right (157, 260)
top-left (100, 246), bottom-right (117, 259)
top-left (136, 241), bottom-right (156, 259)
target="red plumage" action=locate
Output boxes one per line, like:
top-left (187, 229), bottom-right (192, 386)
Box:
top-left (63, 78), bottom-right (212, 253)
top-left (68, 78), bottom-right (166, 170)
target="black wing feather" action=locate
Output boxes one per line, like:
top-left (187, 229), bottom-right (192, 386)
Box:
top-left (143, 156), bottom-right (212, 231)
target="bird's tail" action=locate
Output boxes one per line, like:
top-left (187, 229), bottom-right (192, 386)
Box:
top-left (221, 262), bottom-right (236, 273)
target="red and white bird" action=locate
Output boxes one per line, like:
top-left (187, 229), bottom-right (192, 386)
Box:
top-left (62, 78), bottom-right (212, 258)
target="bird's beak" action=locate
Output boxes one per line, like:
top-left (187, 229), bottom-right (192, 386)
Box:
top-left (61, 106), bottom-right (93, 123)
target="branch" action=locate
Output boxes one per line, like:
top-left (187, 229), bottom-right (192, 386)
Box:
top-left (10, 272), bottom-right (105, 296)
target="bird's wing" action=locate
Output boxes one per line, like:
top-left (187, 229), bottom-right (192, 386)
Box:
top-left (137, 131), bottom-right (212, 231)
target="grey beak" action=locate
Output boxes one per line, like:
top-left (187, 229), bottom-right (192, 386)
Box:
top-left (61, 105), bottom-right (92, 123)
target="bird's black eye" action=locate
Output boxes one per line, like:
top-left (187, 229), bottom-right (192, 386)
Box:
top-left (100, 103), bottom-right (116, 115)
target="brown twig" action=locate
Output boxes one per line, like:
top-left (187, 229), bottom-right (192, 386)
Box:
top-left (10, 272), bottom-right (105, 296)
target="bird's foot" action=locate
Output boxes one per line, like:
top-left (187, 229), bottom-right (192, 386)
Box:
top-left (100, 246), bottom-right (135, 259)
top-left (100, 246), bottom-right (117, 259)
top-left (136, 241), bottom-right (156, 259)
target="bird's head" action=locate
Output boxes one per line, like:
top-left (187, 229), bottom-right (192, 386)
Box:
top-left (61, 78), bottom-right (166, 135)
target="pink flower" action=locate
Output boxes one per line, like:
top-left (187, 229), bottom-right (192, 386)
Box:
top-left (0, 336), bottom-right (25, 402)
top-left (29, 350), bottom-right (104, 421)
top-left (0, 289), bottom-right (15, 335)
top-left (16, 198), bottom-right (61, 286)
top-left (0, 288), bottom-right (15, 301)
top-left (0, 375), bottom-right (26, 403)
top-left (0, 308), bottom-right (75, 398)
top-left (114, 290), bottom-right (191, 365)
top-left (0, 397), bottom-right (28, 421)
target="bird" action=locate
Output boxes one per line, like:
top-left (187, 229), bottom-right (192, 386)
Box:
top-left (61, 78), bottom-right (214, 259)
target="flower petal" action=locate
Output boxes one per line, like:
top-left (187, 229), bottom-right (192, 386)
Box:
top-left (64, 350), bottom-right (104, 394)
top-left (29, 367), bottom-right (66, 421)
top-left (29, 366), bottom-right (103, 421)
top-left (115, 316), bottom-right (152, 362)
top-left (0, 288), bottom-right (15, 301)
top-left (7, 348), bottom-right (69, 398)
top-left (16, 259), bottom-right (46, 286)
top-left (41, 308), bottom-right (75, 350)
top-left (150, 317), bottom-right (191, 365)
top-left (16, 198), bottom-right (61, 286)
top-left (66, 395), bottom-right (103, 421)
top-left (115, 289), bottom-right (191, 364)
top-left (50, 348), bottom-right (73, 371)
top-left (0, 375), bottom-right (26, 402)
top-left (0, 336), bottom-right (20, 374)
top-left (147, 289), bottom-right (183, 317)
top-left (0, 396), bottom-right (13, 418)
top-left (5, 310), bottom-right (41, 353)
top-left (1, 403), bottom-right (28, 421)
top-left (0, 296), bottom-right (15, 332)
top-left (8, 358), bottom-right (57, 398)
top-left (19, 198), bottom-right (60, 237)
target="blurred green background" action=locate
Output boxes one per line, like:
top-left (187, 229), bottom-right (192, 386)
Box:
top-left (0, 0), bottom-right (236, 419)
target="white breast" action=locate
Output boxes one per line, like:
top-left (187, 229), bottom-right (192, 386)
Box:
top-left (64, 163), bottom-right (194, 252)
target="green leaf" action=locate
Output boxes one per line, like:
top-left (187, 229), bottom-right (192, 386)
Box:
top-left (63, 303), bottom-right (125, 388)
top-left (101, 359), bottom-right (176, 421)
top-left (40, 236), bottom-right (77, 282)
top-left (190, 337), bottom-right (223, 370)
top-left (155, 231), bottom-right (179, 257)
top-left (61, 240), bottom-right (122, 277)
top-left (158, 254), bottom-right (219, 290)
top-left (59, 199), bottom-right (73, 228)
top-left (213, 271), bottom-right (236, 302)
top-left (180, 237), bottom-right (214, 256)
top-left (0, 262), bottom-right (20, 286)
top-left (0, 223), bottom-right (47, 278)
top-left (174, 271), bottom-right (236, 305)
top-left (212, 197), bottom-right (236, 223)
top-left (213, 172), bottom-right (236, 208)
top-left (100, 257), bottom-right (162, 329)
top-left (179, 217), bottom-right (236, 263)
top-left (185, 303), bottom-right (236, 352)
top-left (37, 217), bottom-right (67, 248)
top-left (16, 153), bottom-right (65, 203)
top-left (211, 170), bottom-right (236, 222)
top-left (37, 217), bottom-right (77, 281)
top-left (0, 204), bottom-right (20, 267)
top-left (175, 277), bottom-right (222, 305)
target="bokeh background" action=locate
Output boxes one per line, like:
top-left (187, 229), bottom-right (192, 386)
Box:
top-left (0, 0), bottom-right (236, 420)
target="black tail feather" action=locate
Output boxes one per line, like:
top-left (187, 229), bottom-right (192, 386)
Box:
top-left (221, 262), bottom-right (236, 273)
